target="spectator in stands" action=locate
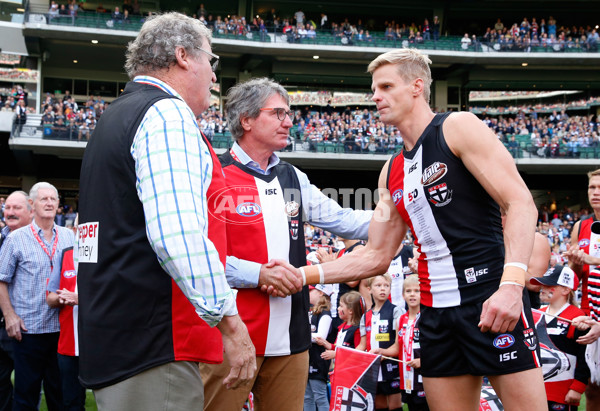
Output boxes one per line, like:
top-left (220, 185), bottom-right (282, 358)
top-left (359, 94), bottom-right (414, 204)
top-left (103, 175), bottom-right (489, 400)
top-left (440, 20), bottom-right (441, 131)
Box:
top-left (112, 7), bottom-right (124, 24)
top-left (422, 18), bottom-right (431, 40)
top-left (294, 8), bottom-right (305, 26)
top-left (461, 32), bottom-right (472, 49)
top-left (432, 16), bottom-right (440, 41)
top-left (48, 1), bottom-right (59, 20)
top-left (13, 100), bottom-right (26, 137)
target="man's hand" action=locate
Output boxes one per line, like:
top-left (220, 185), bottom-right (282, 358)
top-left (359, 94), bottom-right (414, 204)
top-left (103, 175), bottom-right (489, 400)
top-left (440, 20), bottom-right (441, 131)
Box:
top-left (217, 315), bottom-right (257, 390)
top-left (4, 312), bottom-right (27, 341)
top-left (316, 247), bottom-right (339, 263)
top-left (258, 260), bottom-right (302, 298)
top-left (56, 289), bottom-right (78, 306)
top-left (571, 316), bottom-right (600, 344)
top-left (563, 244), bottom-right (586, 266)
top-left (478, 284), bottom-right (523, 333)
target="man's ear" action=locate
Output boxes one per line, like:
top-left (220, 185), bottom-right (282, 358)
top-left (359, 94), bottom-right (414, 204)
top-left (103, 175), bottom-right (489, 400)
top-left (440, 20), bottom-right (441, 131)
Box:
top-left (174, 46), bottom-right (190, 70)
top-left (240, 115), bottom-right (253, 131)
top-left (413, 78), bottom-right (424, 97)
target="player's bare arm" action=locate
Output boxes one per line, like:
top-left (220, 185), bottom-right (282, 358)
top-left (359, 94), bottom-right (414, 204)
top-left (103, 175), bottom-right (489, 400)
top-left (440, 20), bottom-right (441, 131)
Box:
top-left (314, 160), bottom-right (407, 285)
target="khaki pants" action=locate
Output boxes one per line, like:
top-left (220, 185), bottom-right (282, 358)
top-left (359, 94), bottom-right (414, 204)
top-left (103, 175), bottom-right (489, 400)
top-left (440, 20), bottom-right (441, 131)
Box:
top-left (94, 361), bottom-right (203, 411)
top-left (200, 351), bottom-right (309, 411)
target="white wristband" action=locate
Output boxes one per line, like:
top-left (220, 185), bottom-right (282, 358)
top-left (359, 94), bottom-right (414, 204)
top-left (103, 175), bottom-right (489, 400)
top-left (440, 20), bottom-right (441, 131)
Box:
top-left (317, 264), bottom-right (324, 284)
top-left (499, 281), bottom-right (525, 288)
top-left (504, 262), bottom-right (528, 272)
top-left (299, 267), bottom-right (307, 286)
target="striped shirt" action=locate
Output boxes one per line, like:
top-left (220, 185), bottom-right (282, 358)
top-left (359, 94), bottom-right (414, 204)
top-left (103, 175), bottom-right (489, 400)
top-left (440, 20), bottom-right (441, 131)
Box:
top-left (0, 220), bottom-right (74, 333)
top-left (128, 76), bottom-right (237, 325)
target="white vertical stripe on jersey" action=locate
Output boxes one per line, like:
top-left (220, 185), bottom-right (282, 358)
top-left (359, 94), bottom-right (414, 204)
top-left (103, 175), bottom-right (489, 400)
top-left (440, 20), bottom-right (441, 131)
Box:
top-left (403, 148), bottom-right (460, 307)
top-left (255, 177), bottom-right (293, 355)
top-left (73, 305), bottom-right (79, 356)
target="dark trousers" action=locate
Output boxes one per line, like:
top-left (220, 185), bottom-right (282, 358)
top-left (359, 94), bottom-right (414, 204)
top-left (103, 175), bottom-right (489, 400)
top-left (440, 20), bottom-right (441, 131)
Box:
top-left (0, 328), bottom-right (14, 411)
top-left (12, 333), bottom-right (61, 411)
top-left (57, 354), bottom-right (85, 411)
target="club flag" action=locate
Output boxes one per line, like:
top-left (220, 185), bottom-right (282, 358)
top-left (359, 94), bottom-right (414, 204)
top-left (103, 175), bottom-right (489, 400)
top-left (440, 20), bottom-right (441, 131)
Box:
top-left (479, 385), bottom-right (503, 411)
top-left (330, 346), bottom-right (381, 411)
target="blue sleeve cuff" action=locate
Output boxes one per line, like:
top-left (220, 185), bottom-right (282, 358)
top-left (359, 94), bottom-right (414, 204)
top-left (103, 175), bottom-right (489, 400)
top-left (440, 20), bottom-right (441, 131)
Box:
top-left (225, 256), bottom-right (261, 288)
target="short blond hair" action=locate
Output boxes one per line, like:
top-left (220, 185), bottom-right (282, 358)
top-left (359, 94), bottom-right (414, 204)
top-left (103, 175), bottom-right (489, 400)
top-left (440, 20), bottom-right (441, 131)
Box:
top-left (367, 48), bottom-right (433, 103)
top-left (588, 168), bottom-right (600, 180)
top-left (367, 273), bottom-right (392, 288)
top-left (403, 274), bottom-right (419, 293)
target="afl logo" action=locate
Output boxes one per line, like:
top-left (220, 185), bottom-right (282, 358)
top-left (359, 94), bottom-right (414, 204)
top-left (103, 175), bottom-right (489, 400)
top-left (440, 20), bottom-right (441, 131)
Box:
top-left (236, 202), bottom-right (261, 217)
top-left (392, 189), bottom-right (403, 205)
top-left (579, 239), bottom-right (590, 247)
top-left (493, 334), bottom-right (515, 349)
top-left (421, 162), bottom-right (447, 186)
top-left (63, 270), bottom-right (76, 279)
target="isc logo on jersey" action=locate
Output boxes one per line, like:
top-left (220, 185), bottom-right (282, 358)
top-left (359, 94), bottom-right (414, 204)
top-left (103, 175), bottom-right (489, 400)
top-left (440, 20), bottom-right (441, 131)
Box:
top-left (464, 267), bottom-right (488, 283)
top-left (421, 162), bottom-right (447, 186)
top-left (493, 334), bottom-right (515, 349)
top-left (63, 270), bottom-right (76, 279)
top-left (236, 202), bottom-right (261, 217)
top-left (392, 189), bottom-right (403, 205)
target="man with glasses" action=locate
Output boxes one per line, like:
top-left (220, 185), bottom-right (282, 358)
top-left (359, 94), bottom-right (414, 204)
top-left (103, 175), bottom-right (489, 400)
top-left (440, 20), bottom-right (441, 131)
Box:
top-left (200, 77), bottom-right (372, 410)
top-left (77, 12), bottom-right (255, 410)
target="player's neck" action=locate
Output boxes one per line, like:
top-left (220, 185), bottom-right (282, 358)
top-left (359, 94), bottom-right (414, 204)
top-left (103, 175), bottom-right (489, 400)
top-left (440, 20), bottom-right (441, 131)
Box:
top-left (397, 107), bottom-right (436, 151)
top-left (547, 299), bottom-right (568, 314)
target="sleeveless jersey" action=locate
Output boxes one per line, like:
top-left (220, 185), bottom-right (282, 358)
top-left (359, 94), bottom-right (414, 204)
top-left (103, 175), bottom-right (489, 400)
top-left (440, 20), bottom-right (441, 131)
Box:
top-left (388, 246), bottom-right (413, 306)
top-left (57, 247), bottom-right (78, 357)
top-left (335, 323), bottom-right (360, 349)
top-left (387, 113), bottom-right (505, 308)
top-left (78, 82), bottom-right (227, 388)
top-left (217, 152), bottom-right (310, 356)
top-left (576, 217), bottom-right (600, 317)
top-left (308, 309), bottom-right (332, 382)
top-left (364, 300), bottom-right (399, 381)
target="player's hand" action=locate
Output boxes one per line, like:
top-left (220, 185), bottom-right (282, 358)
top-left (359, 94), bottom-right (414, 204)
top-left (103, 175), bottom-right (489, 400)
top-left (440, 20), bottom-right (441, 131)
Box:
top-left (407, 257), bottom-right (419, 274)
top-left (564, 389), bottom-right (581, 405)
top-left (5, 312), bottom-right (27, 341)
top-left (217, 315), bottom-right (257, 390)
top-left (478, 284), bottom-right (523, 333)
top-left (258, 259), bottom-right (302, 297)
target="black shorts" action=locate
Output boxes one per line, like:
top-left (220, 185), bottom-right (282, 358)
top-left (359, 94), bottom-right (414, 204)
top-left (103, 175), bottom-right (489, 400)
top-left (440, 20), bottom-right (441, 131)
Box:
top-left (419, 291), bottom-right (541, 377)
top-left (376, 378), bottom-right (401, 395)
top-left (402, 390), bottom-right (429, 411)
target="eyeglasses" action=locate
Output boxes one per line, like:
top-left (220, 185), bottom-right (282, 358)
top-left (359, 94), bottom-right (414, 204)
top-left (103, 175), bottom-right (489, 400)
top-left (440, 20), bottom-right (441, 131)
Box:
top-left (195, 47), bottom-right (220, 72)
top-left (260, 107), bottom-right (294, 122)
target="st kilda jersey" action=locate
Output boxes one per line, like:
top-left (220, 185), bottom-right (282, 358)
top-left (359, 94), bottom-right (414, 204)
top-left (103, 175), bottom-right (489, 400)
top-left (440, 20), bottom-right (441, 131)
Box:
top-left (575, 217), bottom-right (600, 317)
top-left (217, 152), bottom-right (311, 356)
top-left (387, 113), bottom-right (505, 308)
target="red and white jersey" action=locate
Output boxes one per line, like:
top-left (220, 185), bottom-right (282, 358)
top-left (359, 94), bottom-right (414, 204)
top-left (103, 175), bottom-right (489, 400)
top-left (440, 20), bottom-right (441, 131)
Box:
top-left (387, 113), bottom-right (505, 308)
top-left (576, 217), bottom-right (600, 317)
top-left (219, 152), bottom-right (310, 356)
top-left (56, 247), bottom-right (78, 356)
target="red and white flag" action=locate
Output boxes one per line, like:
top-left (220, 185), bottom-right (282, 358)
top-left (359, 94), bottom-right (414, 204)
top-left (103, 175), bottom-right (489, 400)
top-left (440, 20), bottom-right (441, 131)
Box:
top-left (330, 347), bottom-right (381, 411)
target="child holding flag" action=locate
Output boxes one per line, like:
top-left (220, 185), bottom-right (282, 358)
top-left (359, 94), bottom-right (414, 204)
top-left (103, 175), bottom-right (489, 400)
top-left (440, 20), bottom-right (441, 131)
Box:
top-left (530, 265), bottom-right (590, 411)
top-left (356, 274), bottom-right (403, 411)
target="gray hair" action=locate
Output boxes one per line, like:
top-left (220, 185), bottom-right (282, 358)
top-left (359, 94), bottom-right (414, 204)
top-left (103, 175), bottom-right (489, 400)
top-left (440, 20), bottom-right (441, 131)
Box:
top-left (125, 12), bottom-right (212, 79)
top-left (29, 182), bottom-right (58, 202)
top-left (225, 78), bottom-right (289, 141)
top-left (368, 48), bottom-right (433, 103)
top-left (7, 190), bottom-right (31, 211)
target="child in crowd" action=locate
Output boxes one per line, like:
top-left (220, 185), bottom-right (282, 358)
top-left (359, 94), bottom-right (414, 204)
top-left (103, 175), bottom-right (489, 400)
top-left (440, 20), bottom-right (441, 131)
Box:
top-left (305, 284), bottom-right (334, 411)
top-left (530, 265), bottom-right (589, 411)
top-left (356, 274), bottom-right (403, 411)
top-left (316, 290), bottom-right (363, 359)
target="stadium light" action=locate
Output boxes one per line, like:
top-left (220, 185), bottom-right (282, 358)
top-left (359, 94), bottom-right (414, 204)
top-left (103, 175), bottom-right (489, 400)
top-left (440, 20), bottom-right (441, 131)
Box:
top-left (313, 55), bottom-right (319, 59)
top-left (91, 40), bottom-right (99, 44)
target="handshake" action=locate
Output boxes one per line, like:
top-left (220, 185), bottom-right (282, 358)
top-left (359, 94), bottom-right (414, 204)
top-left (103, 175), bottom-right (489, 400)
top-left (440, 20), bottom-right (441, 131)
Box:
top-left (259, 248), bottom-right (339, 297)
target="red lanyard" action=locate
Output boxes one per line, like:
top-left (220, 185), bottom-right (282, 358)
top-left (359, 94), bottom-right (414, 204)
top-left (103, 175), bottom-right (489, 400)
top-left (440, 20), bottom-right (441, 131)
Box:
top-left (30, 224), bottom-right (59, 270)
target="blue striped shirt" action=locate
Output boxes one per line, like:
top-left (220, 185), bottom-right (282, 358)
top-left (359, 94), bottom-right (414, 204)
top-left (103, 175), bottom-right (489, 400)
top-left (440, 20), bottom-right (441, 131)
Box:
top-left (128, 76), bottom-right (237, 326)
top-left (0, 220), bottom-right (74, 334)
